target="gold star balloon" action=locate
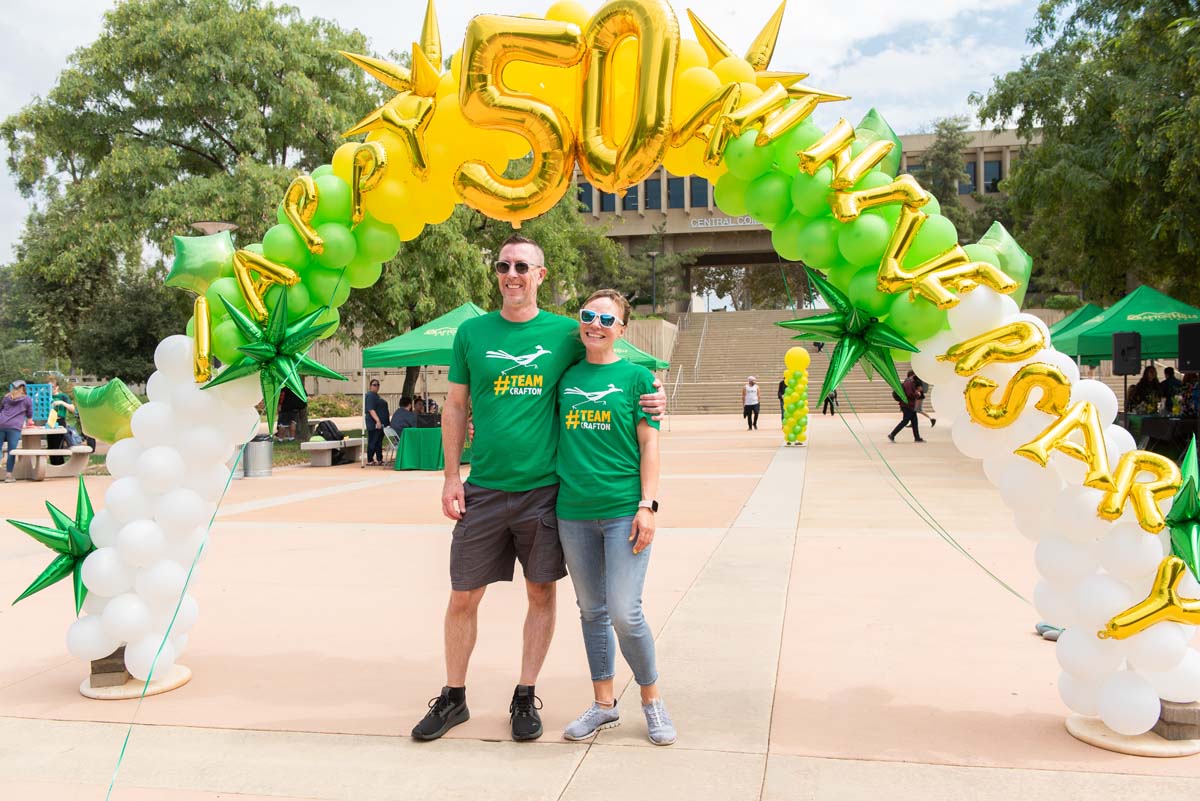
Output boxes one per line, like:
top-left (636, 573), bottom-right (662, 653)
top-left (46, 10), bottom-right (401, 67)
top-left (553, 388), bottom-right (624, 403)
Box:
top-left (687, 2), bottom-right (808, 88)
top-left (9, 476), bottom-right (96, 614)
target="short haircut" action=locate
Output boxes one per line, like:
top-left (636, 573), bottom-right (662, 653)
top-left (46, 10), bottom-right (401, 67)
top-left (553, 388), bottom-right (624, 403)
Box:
top-left (1166, 367), bottom-right (1176, 375)
top-left (369, 378), bottom-right (380, 386)
top-left (583, 289), bottom-right (631, 325)
top-left (399, 396), bottom-right (413, 408)
top-left (500, 233), bottom-right (544, 266)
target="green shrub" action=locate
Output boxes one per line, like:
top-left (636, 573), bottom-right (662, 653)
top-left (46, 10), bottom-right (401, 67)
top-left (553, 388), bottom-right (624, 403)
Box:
top-left (307, 394), bottom-right (358, 417)
top-left (1044, 294), bottom-right (1083, 311)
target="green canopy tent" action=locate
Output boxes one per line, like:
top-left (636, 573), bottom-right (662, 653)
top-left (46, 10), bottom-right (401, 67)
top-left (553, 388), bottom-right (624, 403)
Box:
top-left (1054, 285), bottom-right (1200, 361)
top-left (615, 338), bottom-right (670, 371)
top-left (362, 302), bottom-right (487, 369)
top-left (1049, 302), bottom-right (1103, 336)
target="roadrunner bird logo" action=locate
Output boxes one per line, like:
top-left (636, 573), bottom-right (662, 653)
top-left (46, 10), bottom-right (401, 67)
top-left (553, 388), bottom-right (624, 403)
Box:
top-left (485, 345), bottom-right (551, 374)
top-left (563, 383), bottom-right (623, 409)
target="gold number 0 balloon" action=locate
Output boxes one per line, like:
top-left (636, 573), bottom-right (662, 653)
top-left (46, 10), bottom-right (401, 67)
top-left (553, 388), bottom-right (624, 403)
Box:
top-left (455, 16), bottom-right (586, 223)
top-left (578, 0), bottom-right (679, 193)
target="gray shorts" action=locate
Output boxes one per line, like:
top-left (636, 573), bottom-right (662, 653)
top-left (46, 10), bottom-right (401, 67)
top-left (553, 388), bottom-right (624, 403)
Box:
top-left (449, 482), bottom-right (566, 591)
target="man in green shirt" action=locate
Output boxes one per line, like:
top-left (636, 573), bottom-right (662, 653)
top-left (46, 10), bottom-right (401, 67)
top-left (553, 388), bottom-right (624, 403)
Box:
top-left (411, 234), bottom-right (665, 743)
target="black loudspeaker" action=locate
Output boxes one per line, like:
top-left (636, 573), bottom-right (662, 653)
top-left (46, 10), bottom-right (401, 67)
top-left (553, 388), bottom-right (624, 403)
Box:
top-left (1180, 323), bottom-right (1200, 371)
top-left (1112, 331), bottom-right (1142, 376)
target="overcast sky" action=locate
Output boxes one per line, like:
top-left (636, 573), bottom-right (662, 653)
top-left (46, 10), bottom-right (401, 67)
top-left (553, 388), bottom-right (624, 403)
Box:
top-left (0, 0), bottom-right (1038, 262)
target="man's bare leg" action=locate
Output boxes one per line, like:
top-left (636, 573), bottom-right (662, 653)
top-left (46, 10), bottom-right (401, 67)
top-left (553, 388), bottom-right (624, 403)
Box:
top-left (520, 580), bottom-right (556, 685)
top-left (445, 587), bottom-right (486, 686)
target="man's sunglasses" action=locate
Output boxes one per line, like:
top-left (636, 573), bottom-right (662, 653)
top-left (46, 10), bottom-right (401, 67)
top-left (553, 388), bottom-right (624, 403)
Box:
top-left (494, 260), bottom-right (541, 275)
top-left (579, 308), bottom-right (623, 328)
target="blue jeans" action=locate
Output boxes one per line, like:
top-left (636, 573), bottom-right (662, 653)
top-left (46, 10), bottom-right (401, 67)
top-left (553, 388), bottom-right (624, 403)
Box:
top-left (1, 428), bottom-right (20, 473)
top-left (558, 516), bottom-right (658, 686)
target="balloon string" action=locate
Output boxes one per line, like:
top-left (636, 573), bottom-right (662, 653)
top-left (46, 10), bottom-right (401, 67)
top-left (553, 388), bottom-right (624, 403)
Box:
top-left (837, 389), bottom-right (1028, 603)
top-left (104, 421), bottom-right (256, 801)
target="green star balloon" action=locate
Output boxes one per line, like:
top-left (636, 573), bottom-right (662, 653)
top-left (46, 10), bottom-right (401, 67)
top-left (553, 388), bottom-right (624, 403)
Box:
top-left (167, 231), bottom-right (236, 295)
top-left (1166, 436), bottom-right (1200, 582)
top-left (9, 475), bottom-right (96, 614)
top-left (204, 289), bottom-right (345, 431)
top-left (777, 267), bottom-right (916, 405)
top-left (74, 378), bottom-right (142, 443)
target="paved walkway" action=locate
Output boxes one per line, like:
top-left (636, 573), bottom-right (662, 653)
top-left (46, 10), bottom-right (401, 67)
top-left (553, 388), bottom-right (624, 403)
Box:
top-left (2, 414), bottom-right (1200, 800)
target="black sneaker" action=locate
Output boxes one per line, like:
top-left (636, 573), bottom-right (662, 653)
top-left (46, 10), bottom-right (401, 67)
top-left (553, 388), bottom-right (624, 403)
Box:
top-left (510, 684), bottom-right (543, 741)
top-left (930, 419), bottom-right (937, 428)
top-left (412, 687), bottom-right (469, 741)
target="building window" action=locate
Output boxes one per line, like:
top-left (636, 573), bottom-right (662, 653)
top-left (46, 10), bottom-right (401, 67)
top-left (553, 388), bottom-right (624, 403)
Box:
top-left (960, 162), bottom-right (977, 194)
top-left (667, 175), bottom-right (685, 209)
top-left (983, 160), bottom-right (1002, 193)
top-left (644, 176), bottom-right (662, 210)
top-left (690, 176), bottom-right (709, 208)
top-left (908, 162), bottom-right (925, 177)
top-left (622, 185), bottom-right (639, 212)
top-left (577, 181), bottom-right (593, 213)
top-left (599, 191), bottom-right (616, 212)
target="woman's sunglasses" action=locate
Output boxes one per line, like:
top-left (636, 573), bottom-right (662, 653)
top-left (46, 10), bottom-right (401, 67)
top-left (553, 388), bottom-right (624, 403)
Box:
top-left (579, 309), bottom-right (623, 328)
top-left (494, 260), bottom-right (540, 275)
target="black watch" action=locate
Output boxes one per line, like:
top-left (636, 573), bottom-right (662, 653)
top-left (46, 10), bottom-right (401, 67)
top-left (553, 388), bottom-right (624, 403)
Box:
top-left (638, 499), bottom-right (659, 512)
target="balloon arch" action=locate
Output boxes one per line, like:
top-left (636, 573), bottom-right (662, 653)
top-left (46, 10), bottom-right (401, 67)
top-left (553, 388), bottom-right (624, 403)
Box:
top-left (12, 0), bottom-right (1200, 745)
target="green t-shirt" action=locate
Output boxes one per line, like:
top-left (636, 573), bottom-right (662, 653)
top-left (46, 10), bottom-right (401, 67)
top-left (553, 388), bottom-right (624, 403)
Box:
top-left (52, 392), bottom-right (76, 428)
top-left (449, 310), bottom-right (584, 492)
top-left (556, 358), bottom-right (659, 520)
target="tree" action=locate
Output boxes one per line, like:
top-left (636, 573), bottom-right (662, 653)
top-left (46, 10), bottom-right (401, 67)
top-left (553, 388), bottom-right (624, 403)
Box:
top-left (971, 0), bottom-right (1200, 303)
top-left (693, 262), bottom-right (815, 310)
top-left (1, 0), bottom-right (378, 366)
top-left (914, 116), bottom-right (973, 235)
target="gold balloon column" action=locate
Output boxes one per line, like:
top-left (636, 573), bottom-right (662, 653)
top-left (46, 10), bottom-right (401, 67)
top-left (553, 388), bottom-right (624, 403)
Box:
top-left (782, 346), bottom-right (810, 445)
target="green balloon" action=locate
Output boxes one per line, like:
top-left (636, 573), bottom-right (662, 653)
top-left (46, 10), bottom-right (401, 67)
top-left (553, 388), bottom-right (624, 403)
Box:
top-left (771, 121), bottom-right (824, 171)
top-left (212, 318), bottom-right (250, 364)
top-left (853, 171), bottom-right (893, 192)
top-left (185, 316), bottom-right (195, 337)
top-left (263, 224), bottom-right (310, 271)
top-left (904, 214), bottom-right (958, 265)
top-left (354, 213), bottom-right (402, 263)
top-left (264, 281), bottom-right (312, 322)
top-left (316, 306), bottom-right (341, 339)
top-left (314, 223), bottom-right (357, 269)
top-left (825, 262), bottom-right (858, 294)
top-left (312, 164), bottom-right (335, 179)
top-left (724, 130), bottom-right (775, 180)
top-left (795, 216), bottom-right (841, 267)
top-left (790, 164), bottom-right (834, 217)
top-left (346, 260), bottom-right (384, 289)
top-left (771, 212), bottom-right (809, 261)
top-left (276, 203), bottom-right (289, 226)
top-left (75, 379), bottom-right (142, 443)
top-left (245, 242), bottom-right (264, 255)
top-left (205, 277), bottom-right (249, 318)
top-left (713, 172), bottom-right (750, 216)
top-left (885, 295), bottom-right (944, 343)
top-left (867, 203), bottom-right (901, 227)
top-left (745, 171), bottom-right (793, 224)
top-left (890, 347), bottom-right (912, 363)
top-left (312, 175), bottom-right (353, 226)
top-left (786, 402), bottom-right (798, 413)
top-left (963, 243), bottom-right (1003, 268)
top-left (838, 212), bottom-right (891, 267)
top-left (167, 232), bottom-right (235, 295)
top-left (922, 194), bottom-right (941, 215)
top-left (305, 266), bottom-right (351, 308)
top-left (847, 265), bottom-right (896, 318)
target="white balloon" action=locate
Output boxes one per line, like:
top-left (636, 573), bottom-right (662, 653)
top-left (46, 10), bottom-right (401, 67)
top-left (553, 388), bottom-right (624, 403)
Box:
top-left (1145, 649), bottom-right (1200, 702)
top-left (154, 335), bottom-right (195, 381)
top-left (81, 591), bottom-right (112, 616)
top-left (911, 333), bottom-right (960, 386)
top-left (116, 519), bottom-right (167, 568)
top-left (1055, 626), bottom-right (1125, 678)
top-left (104, 476), bottom-right (153, 524)
top-left (177, 426), bottom-right (233, 468)
top-left (135, 560), bottom-right (189, 607)
top-left (131, 402), bottom-right (176, 448)
top-left (1005, 312), bottom-right (1052, 342)
top-left (208, 372), bottom-right (264, 408)
top-left (1054, 485), bottom-right (1109, 543)
top-left (1050, 451), bottom-right (1089, 488)
top-left (1058, 670), bottom-right (1103, 716)
top-left (1126, 623), bottom-right (1191, 673)
top-left (153, 593), bottom-right (200, 635)
top-left (1072, 379), bottom-right (1119, 427)
top-left (1098, 670), bottom-right (1161, 736)
top-left (81, 547), bottom-right (133, 597)
top-left (1104, 425), bottom-right (1137, 462)
top-left (1180, 570), bottom-right (1200, 599)
top-left (1036, 537), bottom-right (1100, 584)
top-left (1013, 505), bottom-right (1058, 542)
top-left (1072, 574), bottom-right (1136, 631)
top-left (170, 383), bottom-right (221, 423)
top-left (100, 592), bottom-right (153, 643)
top-left (124, 634), bottom-right (177, 681)
top-left (948, 288), bottom-right (1007, 341)
top-left (929, 380), bottom-right (968, 424)
top-left (144, 371), bottom-right (171, 403)
top-left (171, 633), bottom-right (190, 655)
top-left (1098, 522), bottom-right (1168, 582)
top-left (88, 509), bottom-right (120, 549)
top-left (104, 438), bottom-right (144, 480)
top-left (136, 446), bottom-right (187, 495)
top-left (1035, 579), bottom-right (1077, 628)
top-left (184, 463), bottom-right (233, 503)
top-left (66, 615), bottom-right (121, 662)
top-left (994, 410), bottom-right (1057, 452)
top-left (951, 418), bottom-right (996, 460)
top-left (997, 455), bottom-right (1065, 510)
top-left (1032, 348), bottom-right (1081, 385)
top-left (222, 406), bottom-right (262, 445)
top-left (170, 526), bottom-right (210, 566)
top-left (155, 488), bottom-right (208, 535)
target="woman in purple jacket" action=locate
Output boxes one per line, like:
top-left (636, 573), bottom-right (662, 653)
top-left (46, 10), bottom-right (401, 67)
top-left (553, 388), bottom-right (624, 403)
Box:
top-left (1, 380), bottom-right (33, 482)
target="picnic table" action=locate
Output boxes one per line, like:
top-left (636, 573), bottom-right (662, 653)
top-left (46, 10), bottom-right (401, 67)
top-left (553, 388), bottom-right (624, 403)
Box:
top-left (12, 427), bottom-right (93, 481)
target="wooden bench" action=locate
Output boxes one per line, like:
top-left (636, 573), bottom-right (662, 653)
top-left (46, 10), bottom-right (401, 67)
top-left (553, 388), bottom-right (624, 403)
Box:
top-left (12, 445), bottom-right (93, 481)
top-left (299, 437), bottom-right (364, 467)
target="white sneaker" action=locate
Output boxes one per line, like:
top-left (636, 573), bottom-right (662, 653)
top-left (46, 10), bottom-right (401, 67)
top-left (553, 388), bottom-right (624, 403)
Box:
top-left (642, 698), bottom-right (676, 745)
top-left (563, 702), bottom-right (620, 741)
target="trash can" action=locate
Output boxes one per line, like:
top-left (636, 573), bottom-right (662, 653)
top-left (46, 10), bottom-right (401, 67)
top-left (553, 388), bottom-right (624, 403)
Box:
top-left (243, 435), bottom-right (273, 478)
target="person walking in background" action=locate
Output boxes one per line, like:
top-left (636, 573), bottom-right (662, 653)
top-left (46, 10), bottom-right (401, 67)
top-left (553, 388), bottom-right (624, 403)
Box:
top-left (742, 376), bottom-right (760, 430)
top-left (887, 371), bottom-right (925, 444)
top-left (1, 380), bottom-right (34, 483)
top-left (777, 376), bottom-right (786, 418)
top-left (912, 376), bottom-right (936, 428)
top-left (822, 389), bottom-right (838, 416)
top-left (556, 290), bottom-right (674, 746)
top-left (364, 378), bottom-right (389, 466)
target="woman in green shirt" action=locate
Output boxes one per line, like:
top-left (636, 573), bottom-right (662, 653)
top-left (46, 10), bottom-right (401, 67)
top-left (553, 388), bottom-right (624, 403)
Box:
top-left (556, 290), bottom-right (674, 745)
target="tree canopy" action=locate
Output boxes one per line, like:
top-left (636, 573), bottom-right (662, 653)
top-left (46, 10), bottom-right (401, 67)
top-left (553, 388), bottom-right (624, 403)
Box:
top-left (914, 116), bottom-right (973, 236)
top-left (972, 0), bottom-right (1200, 303)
